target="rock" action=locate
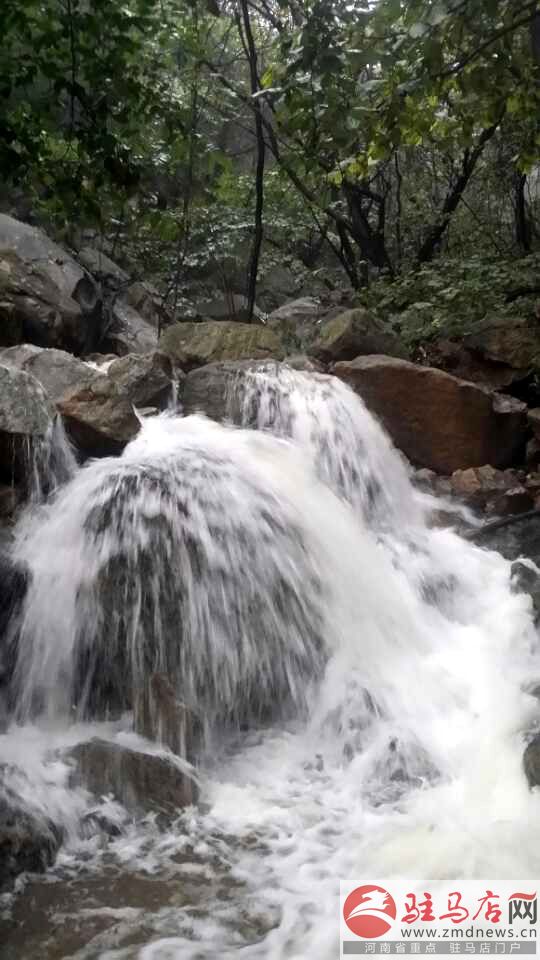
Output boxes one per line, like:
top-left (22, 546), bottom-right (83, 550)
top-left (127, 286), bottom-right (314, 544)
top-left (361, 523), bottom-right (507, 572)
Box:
top-left (524, 733), bottom-right (540, 787)
top-left (332, 356), bottom-right (527, 474)
top-left (285, 354), bottom-right (326, 373)
top-left (77, 247), bottom-right (129, 285)
top-left (182, 360), bottom-right (274, 421)
top-left (58, 353), bottom-right (173, 457)
top-left (256, 266), bottom-right (300, 312)
top-left (194, 293), bottom-right (263, 323)
top-left (528, 408), bottom-right (540, 441)
top-left (463, 316), bottom-right (540, 385)
top-left (310, 308), bottom-right (406, 363)
top-left (133, 673), bottom-right (200, 762)
top-left (512, 562), bottom-right (540, 623)
top-left (266, 297), bottom-right (324, 351)
top-left (0, 783), bottom-right (61, 892)
top-left (0, 363), bottom-right (54, 483)
top-left (159, 321), bottom-right (283, 370)
top-left (470, 512), bottom-right (540, 565)
top-left (0, 552), bottom-right (27, 724)
top-left (68, 739), bottom-right (197, 819)
top-left (124, 281), bottom-right (171, 330)
top-left (102, 298), bottom-right (159, 356)
top-left (0, 215), bottom-right (102, 353)
top-left (0, 344), bottom-right (95, 403)
top-left (422, 338), bottom-right (521, 390)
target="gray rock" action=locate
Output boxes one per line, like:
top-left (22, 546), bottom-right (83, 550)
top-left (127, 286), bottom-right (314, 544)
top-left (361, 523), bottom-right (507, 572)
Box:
top-left (67, 739), bottom-right (197, 819)
top-left (102, 298), bottom-right (159, 356)
top-left (0, 215), bottom-right (101, 352)
top-left (0, 363), bottom-right (54, 482)
top-left (77, 247), bottom-right (129, 285)
top-left (0, 344), bottom-right (95, 403)
top-left (159, 321), bottom-right (283, 370)
top-left (266, 297), bottom-right (323, 352)
top-left (0, 782), bottom-right (61, 892)
top-left (310, 308), bottom-right (406, 363)
top-left (124, 281), bottom-right (171, 330)
top-left (182, 360), bottom-right (274, 421)
top-left (58, 352), bottom-right (173, 457)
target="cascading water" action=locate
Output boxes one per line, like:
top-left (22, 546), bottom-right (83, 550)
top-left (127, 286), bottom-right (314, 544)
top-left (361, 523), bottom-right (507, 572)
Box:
top-left (1, 363), bottom-right (539, 960)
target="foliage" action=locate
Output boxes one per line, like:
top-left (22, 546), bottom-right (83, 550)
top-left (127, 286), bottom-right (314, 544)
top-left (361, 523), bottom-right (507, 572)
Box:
top-left (361, 253), bottom-right (540, 347)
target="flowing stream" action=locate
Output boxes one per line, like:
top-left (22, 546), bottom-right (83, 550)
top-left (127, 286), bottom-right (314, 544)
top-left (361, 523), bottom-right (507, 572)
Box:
top-left (0, 364), bottom-right (539, 959)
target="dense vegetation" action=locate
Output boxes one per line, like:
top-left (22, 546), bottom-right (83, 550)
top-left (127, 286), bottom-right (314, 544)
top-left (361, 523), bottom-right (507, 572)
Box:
top-left (1, 0), bottom-right (540, 326)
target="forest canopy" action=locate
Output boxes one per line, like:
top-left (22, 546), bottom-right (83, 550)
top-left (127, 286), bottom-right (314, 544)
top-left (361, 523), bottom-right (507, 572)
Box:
top-left (1, 0), bottom-right (539, 317)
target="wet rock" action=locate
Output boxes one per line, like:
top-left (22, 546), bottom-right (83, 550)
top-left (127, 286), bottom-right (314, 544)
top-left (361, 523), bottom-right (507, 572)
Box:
top-left (310, 308), bottom-right (405, 363)
top-left (159, 321), bottom-right (283, 370)
top-left (134, 673), bottom-right (200, 763)
top-left (0, 344), bottom-right (95, 403)
top-left (449, 465), bottom-right (533, 516)
top-left (0, 782), bottom-right (61, 892)
top-left (0, 551), bottom-right (27, 724)
top-left (524, 732), bottom-right (540, 787)
top-left (58, 352), bottom-right (173, 457)
top-left (182, 359), bottom-right (278, 421)
top-left (68, 739), bottom-right (197, 818)
top-left (285, 354), bottom-right (326, 373)
top-left (470, 512), bottom-right (540, 565)
top-left (332, 356), bottom-right (528, 474)
top-left (511, 561), bottom-right (540, 622)
top-left (0, 363), bottom-right (54, 483)
top-left (0, 215), bottom-right (101, 353)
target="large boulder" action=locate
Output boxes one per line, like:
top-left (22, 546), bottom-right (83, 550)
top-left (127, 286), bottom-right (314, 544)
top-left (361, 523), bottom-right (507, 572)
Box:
top-left (182, 360), bottom-right (266, 421)
top-left (332, 356), bottom-right (528, 474)
top-left (159, 321), bottom-right (283, 370)
top-left (68, 739), bottom-right (197, 819)
top-left (0, 215), bottom-right (101, 353)
top-left (462, 315), bottom-right (540, 385)
top-left (77, 247), bottom-right (129, 285)
top-left (266, 297), bottom-right (323, 352)
top-left (58, 352), bottom-right (173, 457)
top-left (310, 308), bottom-right (406, 363)
top-left (0, 363), bottom-right (54, 483)
top-left (0, 783), bottom-right (61, 892)
top-left (102, 298), bottom-right (159, 356)
top-left (0, 344), bottom-right (95, 403)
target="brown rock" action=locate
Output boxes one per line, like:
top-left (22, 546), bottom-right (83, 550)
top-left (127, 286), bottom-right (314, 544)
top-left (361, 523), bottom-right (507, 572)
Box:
top-left (58, 352), bottom-right (173, 457)
top-left (68, 739), bottom-right (197, 819)
top-left (332, 356), bottom-right (527, 474)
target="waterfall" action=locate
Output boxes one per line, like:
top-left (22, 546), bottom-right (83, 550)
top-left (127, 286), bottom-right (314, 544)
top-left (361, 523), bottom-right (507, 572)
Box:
top-left (1, 362), bottom-right (539, 959)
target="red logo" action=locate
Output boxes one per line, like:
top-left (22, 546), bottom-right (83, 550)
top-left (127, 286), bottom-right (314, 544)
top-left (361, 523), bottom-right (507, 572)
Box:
top-left (343, 885), bottom-right (397, 939)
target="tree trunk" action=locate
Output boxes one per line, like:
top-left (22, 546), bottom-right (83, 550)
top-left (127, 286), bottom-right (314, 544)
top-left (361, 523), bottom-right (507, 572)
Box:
top-left (416, 122), bottom-right (500, 264)
top-left (239, 0), bottom-right (265, 322)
